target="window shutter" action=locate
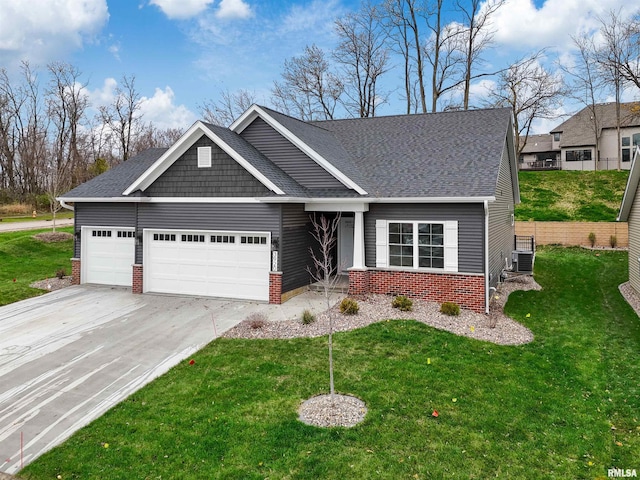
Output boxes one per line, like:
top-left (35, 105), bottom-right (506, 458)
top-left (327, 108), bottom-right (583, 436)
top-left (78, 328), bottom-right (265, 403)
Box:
top-left (375, 219), bottom-right (387, 268)
top-left (443, 220), bottom-right (458, 272)
top-left (198, 146), bottom-right (212, 168)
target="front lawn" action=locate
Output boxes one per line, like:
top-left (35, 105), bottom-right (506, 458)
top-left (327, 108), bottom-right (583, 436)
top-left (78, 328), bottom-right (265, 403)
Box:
top-left (20, 248), bottom-right (640, 479)
top-left (0, 227), bottom-right (73, 306)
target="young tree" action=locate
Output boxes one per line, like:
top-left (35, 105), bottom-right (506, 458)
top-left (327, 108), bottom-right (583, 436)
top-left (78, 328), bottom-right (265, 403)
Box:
top-left (200, 88), bottom-right (257, 126)
top-left (272, 45), bottom-right (343, 120)
top-left (333, 2), bottom-right (391, 117)
top-left (486, 51), bottom-right (565, 158)
top-left (307, 213), bottom-right (342, 400)
top-left (455, 0), bottom-right (505, 110)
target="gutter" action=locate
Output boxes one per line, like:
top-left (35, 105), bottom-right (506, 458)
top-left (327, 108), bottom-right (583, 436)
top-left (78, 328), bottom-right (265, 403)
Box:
top-left (59, 199), bottom-right (74, 211)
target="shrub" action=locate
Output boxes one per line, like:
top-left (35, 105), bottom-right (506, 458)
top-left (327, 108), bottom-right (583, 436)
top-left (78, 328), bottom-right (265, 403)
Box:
top-left (391, 295), bottom-right (413, 311)
top-left (339, 297), bottom-right (359, 315)
top-left (246, 312), bottom-right (268, 329)
top-left (440, 301), bottom-right (460, 316)
top-left (55, 268), bottom-right (66, 279)
top-left (588, 232), bottom-right (596, 247)
top-left (610, 235), bottom-right (618, 248)
top-left (301, 309), bottom-right (316, 325)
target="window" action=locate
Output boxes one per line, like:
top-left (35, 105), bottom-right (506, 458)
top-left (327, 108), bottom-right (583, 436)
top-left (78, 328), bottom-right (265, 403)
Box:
top-left (566, 149), bottom-right (592, 162)
top-left (634, 133), bottom-right (640, 148)
top-left (153, 233), bottom-right (176, 241)
top-left (553, 132), bottom-right (560, 142)
top-left (211, 235), bottom-right (235, 244)
top-left (197, 146), bottom-right (212, 168)
top-left (117, 231), bottom-right (135, 238)
top-left (240, 235), bottom-right (267, 245)
top-left (388, 222), bottom-right (444, 269)
top-left (623, 148), bottom-right (631, 163)
top-left (622, 136), bottom-right (630, 147)
top-left (92, 230), bottom-right (112, 237)
top-left (181, 234), bottom-right (205, 243)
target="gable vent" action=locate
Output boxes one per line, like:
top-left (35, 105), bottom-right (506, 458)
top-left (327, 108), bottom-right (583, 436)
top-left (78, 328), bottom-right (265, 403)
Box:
top-left (198, 146), bottom-right (212, 168)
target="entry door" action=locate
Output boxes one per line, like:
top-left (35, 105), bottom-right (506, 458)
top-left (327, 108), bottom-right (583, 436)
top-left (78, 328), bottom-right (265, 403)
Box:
top-left (338, 217), bottom-right (354, 273)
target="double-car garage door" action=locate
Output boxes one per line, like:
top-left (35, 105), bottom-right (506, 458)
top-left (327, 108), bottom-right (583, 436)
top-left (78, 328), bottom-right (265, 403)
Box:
top-left (82, 227), bottom-right (270, 301)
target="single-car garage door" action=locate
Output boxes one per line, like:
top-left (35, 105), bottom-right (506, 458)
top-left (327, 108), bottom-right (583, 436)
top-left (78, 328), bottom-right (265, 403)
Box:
top-left (82, 227), bottom-right (135, 286)
top-left (144, 229), bottom-right (271, 301)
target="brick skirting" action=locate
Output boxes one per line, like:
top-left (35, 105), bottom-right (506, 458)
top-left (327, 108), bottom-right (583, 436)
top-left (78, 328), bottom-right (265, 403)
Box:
top-left (349, 268), bottom-right (485, 313)
top-left (132, 264), bottom-right (143, 294)
top-left (71, 258), bottom-right (81, 285)
top-left (269, 272), bottom-right (282, 304)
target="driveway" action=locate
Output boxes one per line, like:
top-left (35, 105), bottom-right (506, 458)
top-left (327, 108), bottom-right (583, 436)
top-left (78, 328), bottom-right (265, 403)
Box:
top-left (0, 285), bottom-right (265, 474)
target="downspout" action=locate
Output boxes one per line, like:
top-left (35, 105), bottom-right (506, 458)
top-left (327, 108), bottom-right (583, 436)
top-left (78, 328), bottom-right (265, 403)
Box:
top-left (484, 200), bottom-right (490, 314)
top-left (59, 200), bottom-right (74, 211)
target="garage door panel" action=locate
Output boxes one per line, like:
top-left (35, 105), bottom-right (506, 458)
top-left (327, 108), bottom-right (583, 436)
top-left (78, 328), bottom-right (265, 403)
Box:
top-left (145, 230), bottom-right (270, 301)
top-left (84, 228), bottom-right (135, 287)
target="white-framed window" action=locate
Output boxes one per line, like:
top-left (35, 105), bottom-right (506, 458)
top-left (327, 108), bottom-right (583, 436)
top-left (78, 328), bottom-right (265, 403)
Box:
top-left (376, 219), bottom-right (458, 272)
top-left (197, 146), bottom-right (212, 168)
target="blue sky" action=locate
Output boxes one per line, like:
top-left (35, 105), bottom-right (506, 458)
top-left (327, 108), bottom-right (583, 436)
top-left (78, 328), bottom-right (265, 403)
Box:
top-left (0, 0), bottom-right (638, 133)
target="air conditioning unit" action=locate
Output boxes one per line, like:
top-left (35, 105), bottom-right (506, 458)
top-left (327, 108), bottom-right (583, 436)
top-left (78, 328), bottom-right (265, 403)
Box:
top-left (512, 250), bottom-right (534, 273)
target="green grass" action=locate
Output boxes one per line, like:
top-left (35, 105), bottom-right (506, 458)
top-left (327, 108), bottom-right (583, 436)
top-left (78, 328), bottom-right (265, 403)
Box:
top-left (19, 247), bottom-right (640, 479)
top-left (516, 170), bottom-right (629, 221)
top-left (0, 211), bottom-right (74, 223)
top-left (0, 227), bottom-right (74, 306)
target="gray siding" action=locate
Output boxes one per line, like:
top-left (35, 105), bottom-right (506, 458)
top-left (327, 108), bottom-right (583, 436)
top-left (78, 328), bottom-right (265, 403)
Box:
top-left (628, 194), bottom-right (640, 294)
top-left (146, 135), bottom-right (271, 197)
top-left (74, 202), bottom-right (136, 257)
top-left (487, 142), bottom-right (516, 288)
top-left (365, 203), bottom-right (485, 273)
top-left (281, 203), bottom-right (313, 292)
top-left (240, 117), bottom-right (346, 190)
top-left (135, 203), bottom-right (281, 264)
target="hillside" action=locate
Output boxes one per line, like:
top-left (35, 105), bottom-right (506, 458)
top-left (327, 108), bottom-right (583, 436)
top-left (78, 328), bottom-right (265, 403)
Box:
top-left (516, 170), bottom-right (630, 222)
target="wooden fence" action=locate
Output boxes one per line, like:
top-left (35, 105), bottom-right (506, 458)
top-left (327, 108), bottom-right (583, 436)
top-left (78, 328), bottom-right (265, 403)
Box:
top-left (515, 221), bottom-right (628, 248)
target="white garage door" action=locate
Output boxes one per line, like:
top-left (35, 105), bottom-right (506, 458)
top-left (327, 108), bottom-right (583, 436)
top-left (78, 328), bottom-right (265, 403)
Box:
top-left (145, 229), bottom-right (271, 301)
top-left (83, 227), bottom-right (135, 286)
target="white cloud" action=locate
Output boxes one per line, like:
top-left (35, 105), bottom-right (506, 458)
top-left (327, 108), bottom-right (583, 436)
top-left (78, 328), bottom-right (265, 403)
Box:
top-left (216, 0), bottom-right (252, 20)
top-left (89, 77), bottom-right (118, 108)
top-left (280, 0), bottom-right (343, 35)
top-left (0, 0), bottom-right (108, 66)
top-left (491, 0), bottom-right (635, 52)
top-left (139, 86), bottom-right (197, 130)
top-left (149, 0), bottom-right (214, 20)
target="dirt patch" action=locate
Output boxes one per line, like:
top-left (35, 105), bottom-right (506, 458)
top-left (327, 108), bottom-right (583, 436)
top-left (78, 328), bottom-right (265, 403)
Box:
top-left (30, 276), bottom-right (73, 291)
top-left (33, 231), bottom-right (73, 243)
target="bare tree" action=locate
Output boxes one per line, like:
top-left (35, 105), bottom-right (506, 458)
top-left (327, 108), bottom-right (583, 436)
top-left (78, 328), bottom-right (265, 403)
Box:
top-left (132, 123), bottom-right (184, 154)
top-left (99, 75), bottom-right (142, 161)
top-left (307, 213), bottom-right (342, 399)
top-left (272, 45), bottom-right (343, 120)
top-left (334, 2), bottom-right (391, 117)
top-left (425, 0), bottom-right (465, 112)
top-left (486, 51), bottom-right (565, 158)
top-left (383, 0), bottom-right (428, 113)
top-left (455, 0), bottom-right (505, 110)
top-left (200, 88), bottom-right (257, 126)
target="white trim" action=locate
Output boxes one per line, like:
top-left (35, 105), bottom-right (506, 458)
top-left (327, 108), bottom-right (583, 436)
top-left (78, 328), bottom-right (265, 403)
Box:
top-left (230, 105), bottom-right (368, 195)
top-left (81, 226), bottom-right (136, 287)
top-left (353, 212), bottom-right (365, 269)
top-left (264, 196), bottom-right (496, 204)
top-left (197, 146), bottom-right (212, 168)
top-left (58, 196), bottom-right (262, 204)
top-left (618, 145), bottom-right (640, 221)
top-left (305, 201), bottom-right (369, 212)
top-left (122, 121), bottom-right (285, 196)
top-left (59, 199), bottom-right (74, 211)
top-left (484, 200), bottom-right (490, 314)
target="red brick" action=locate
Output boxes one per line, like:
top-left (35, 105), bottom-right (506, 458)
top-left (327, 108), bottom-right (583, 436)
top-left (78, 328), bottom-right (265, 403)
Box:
top-left (269, 272), bottom-right (282, 304)
top-left (132, 264), bottom-right (143, 294)
top-left (71, 258), bottom-right (81, 285)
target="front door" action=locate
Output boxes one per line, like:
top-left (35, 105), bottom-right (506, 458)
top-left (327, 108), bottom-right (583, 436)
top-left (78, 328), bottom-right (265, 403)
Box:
top-left (338, 217), bottom-right (354, 273)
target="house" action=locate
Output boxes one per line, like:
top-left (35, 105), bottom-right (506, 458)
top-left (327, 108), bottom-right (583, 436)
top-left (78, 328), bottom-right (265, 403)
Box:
top-left (519, 134), bottom-right (560, 170)
top-left (58, 105), bottom-right (520, 314)
top-left (616, 145), bottom-right (640, 295)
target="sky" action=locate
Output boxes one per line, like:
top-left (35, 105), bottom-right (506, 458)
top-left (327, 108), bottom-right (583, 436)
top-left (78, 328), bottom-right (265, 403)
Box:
top-left (0, 0), bottom-right (639, 134)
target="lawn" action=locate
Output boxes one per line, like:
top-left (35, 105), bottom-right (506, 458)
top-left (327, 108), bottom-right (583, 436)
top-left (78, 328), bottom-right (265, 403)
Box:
top-left (19, 247), bottom-right (640, 479)
top-left (0, 227), bottom-right (74, 306)
top-left (516, 170), bottom-right (629, 221)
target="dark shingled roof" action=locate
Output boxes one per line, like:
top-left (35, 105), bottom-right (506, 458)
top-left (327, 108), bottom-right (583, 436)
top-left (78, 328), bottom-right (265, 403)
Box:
top-left (62, 107), bottom-right (513, 200)
top-left (62, 148), bottom-right (167, 198)
top-left (520, 134), bottom-right (557, 154)
top-left (311, 108), bottom-right (512, 198)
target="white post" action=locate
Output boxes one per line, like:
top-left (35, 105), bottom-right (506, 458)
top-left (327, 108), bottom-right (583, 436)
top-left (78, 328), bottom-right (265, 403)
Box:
top-left (352, 211), bottom-right (365, 269)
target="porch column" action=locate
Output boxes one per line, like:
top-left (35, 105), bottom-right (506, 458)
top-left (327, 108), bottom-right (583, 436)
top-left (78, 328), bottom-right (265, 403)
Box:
top-left (352, 210), bottom-right (365, 269)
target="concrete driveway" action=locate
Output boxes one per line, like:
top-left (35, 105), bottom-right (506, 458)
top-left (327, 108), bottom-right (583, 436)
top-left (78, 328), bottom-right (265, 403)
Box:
top-left (0, 285), bottom-right (304, 474)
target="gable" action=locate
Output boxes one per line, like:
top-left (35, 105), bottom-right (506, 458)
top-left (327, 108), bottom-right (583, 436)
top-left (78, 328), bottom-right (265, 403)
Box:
top-left (240, 117), bottom-right (346, 190)
top-left (145, 135), bottom-right (271, 197)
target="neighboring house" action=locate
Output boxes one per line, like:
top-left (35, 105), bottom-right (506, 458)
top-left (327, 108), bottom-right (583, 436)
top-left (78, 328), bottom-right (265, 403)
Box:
top-left (59, 105), bottom-right (520, 314)
top-left (550, 102), bottom-right (640, 171)
top-left (616, 145), bottom-right (640, 295)
top-left (519, 134), bottom-right (560, 170)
